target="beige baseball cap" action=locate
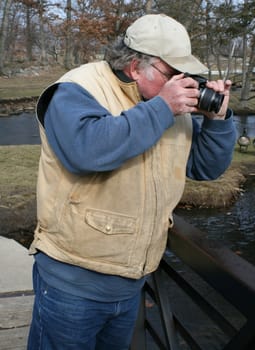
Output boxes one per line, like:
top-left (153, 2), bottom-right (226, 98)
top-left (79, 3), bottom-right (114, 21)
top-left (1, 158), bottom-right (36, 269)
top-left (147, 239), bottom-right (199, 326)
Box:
top-left (124, 14), bottom-right (208, 74)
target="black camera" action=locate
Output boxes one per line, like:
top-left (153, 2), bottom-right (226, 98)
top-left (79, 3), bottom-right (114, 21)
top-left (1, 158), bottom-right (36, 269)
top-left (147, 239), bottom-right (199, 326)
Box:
top-left (184, 73), bottom-right (224, 113)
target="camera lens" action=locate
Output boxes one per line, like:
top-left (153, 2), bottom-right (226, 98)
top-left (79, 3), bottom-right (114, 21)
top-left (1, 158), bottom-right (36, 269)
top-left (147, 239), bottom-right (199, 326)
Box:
top-left (198, 88), bottom-right (224, 113)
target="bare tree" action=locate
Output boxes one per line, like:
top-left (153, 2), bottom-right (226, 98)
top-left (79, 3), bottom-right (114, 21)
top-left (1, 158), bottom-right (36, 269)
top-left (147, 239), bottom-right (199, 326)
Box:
top-left (145, 0), bottom-right (153, 13)
top-left (38, 0), bottom-right (47, 64)
top-left (0, 0), bottom-right (13, 74)
top-left (238, 0), bottom-right (255, 106)
top-left (241, 34), bottom-right (255, 107)
top-left (22, 0), bottom-right (38, 62)
top-left (64, 0), bottom-right (72, 69)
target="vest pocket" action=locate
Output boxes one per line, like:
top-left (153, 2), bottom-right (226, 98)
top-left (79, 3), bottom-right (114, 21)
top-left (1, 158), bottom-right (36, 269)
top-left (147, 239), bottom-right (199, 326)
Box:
top-left (85, 208), bottom-right (137, 235)
top-left (57, 205), bottom-right (139, 267)
top-left (82, 208), bottom-right (138, 265)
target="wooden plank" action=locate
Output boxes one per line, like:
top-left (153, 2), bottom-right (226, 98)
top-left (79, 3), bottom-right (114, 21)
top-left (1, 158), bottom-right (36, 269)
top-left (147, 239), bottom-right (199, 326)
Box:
top-left (0, 295), bottom-right (33, 350)
top-left (0, 295), bottom-right (34, 329)
top-left (0, 326), bottom-right (29, 350)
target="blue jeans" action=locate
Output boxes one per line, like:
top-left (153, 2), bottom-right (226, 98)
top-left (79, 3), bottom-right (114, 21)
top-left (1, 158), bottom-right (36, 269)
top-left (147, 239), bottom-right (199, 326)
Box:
top-left (27, 263), bottom-right (141, 350)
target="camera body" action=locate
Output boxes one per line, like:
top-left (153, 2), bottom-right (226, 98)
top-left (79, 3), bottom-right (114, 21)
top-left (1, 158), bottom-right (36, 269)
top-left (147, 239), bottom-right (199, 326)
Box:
top-left (184, 73), bottom-right (224, 113)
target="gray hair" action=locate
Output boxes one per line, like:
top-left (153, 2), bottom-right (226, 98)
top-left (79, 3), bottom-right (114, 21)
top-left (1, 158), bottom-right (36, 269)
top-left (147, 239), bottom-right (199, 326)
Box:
top-left (104, 36), bottom-right (156, 71)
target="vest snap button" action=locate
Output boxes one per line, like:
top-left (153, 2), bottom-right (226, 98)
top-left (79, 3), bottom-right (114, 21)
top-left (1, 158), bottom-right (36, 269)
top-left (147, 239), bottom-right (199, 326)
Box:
top-left (105, 224), bottom-right (111, 232)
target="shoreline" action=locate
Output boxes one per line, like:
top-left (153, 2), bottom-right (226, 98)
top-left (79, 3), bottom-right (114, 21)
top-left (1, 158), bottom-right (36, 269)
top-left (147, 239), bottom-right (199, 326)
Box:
top-left (0, 96), bottom-right (255, 117)
top-left (0, 97), bottom-right (37, 117)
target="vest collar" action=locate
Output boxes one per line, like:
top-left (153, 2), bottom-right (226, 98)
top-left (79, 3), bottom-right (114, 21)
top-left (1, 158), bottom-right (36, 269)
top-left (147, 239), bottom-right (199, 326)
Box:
top-left (113, 69), bottom-right (142, 104)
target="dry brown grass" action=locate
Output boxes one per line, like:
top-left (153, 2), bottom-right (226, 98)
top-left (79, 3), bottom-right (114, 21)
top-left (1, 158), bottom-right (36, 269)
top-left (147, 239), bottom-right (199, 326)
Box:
top-left (0, 66), bottom-right (66, 99)
top-left (0, 145), bottom-right (40, 209)
top-left (180, 166), bottom-right (247, 208)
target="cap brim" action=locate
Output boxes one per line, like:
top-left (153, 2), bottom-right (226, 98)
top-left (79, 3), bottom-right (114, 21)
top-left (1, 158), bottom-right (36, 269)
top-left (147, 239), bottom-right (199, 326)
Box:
top-left (162, 54), bottom-right (208, 75)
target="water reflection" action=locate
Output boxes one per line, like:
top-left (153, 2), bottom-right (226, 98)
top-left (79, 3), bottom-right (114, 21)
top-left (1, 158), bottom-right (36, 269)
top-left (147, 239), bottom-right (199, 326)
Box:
top-left (0, 113), bottom-right (254, 145)
top-left (0, 113), bottom-right (40, 145)
top-left (193, 114), bottom-right (255, 139)
top-left (175, 177), bottom-right (255, 265)
top-left (234, 115), bottom-right (255, 139)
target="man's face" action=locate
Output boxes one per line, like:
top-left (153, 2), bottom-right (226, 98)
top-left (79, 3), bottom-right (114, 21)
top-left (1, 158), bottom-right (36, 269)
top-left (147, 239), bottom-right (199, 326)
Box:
top-left (134, 59), bottom-right (177, 100)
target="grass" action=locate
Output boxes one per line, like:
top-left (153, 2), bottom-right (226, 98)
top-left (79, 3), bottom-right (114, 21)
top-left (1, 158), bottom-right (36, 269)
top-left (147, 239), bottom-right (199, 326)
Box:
top-left (0, 66), bottom-right (66, 99)
top-left (232, 144), bottom-right (255, 164)
top-left (0, 145), bottom-right (40, 208)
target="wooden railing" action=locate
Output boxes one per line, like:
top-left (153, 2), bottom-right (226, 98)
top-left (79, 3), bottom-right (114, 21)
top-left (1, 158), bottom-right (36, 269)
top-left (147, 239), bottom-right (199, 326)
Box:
top-left (131, 214), bottom-right (255, 350)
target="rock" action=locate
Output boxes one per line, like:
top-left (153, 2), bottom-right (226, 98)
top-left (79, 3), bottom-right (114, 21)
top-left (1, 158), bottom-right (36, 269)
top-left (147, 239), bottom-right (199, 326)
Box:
top-left (0, 97), bottom-right (37, 115)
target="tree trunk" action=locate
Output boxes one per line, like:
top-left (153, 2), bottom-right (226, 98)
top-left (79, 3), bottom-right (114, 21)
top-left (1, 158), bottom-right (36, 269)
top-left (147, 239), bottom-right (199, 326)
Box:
top-left (145, 0), bottom-right (153, 13)
top-left (241, 32), bottom-right (248, 91)
top-left (38, 0), bottom-right (47, 65)
top-left (115, 0), bottom-right (125, 33)
top-left (64, 0), bottom-right (72, 70)
top-left (241, 35), bottom-right (255, 107)
top-left (0, 0), bottom-right (13, 74)
top-left (26, 5), bottom-right (33, 62)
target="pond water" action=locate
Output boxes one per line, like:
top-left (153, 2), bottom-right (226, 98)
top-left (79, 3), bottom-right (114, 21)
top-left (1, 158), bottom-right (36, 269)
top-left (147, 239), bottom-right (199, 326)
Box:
top-left (0, 113), bottom-right (255, 145)
top-left (175, 176), bottom-right (255, 266)
top-left (0, 113), bottom-right (40, 145)
top-left (193, 114), bottom-right (255, 139)
top-left (234, 115), bottom-right (255, 139)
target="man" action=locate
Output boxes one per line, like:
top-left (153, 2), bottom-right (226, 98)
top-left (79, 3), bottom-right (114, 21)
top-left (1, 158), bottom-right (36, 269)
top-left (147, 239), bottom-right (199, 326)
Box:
top-left (27, 14), bottom-right (236, 350)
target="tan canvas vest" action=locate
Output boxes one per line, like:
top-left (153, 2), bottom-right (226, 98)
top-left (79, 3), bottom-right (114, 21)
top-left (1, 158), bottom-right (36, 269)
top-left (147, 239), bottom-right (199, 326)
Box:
top-left (29, 61), bottom-right (192, 279)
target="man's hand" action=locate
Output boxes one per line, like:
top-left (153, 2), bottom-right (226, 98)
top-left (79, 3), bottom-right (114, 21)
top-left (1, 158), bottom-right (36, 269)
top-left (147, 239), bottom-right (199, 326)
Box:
top-left (201, 79), bottom-right (232, 120)
top-left (158, 74), bottom-right (232, 119)
top-left (158, 73), bottom-right (200, 115)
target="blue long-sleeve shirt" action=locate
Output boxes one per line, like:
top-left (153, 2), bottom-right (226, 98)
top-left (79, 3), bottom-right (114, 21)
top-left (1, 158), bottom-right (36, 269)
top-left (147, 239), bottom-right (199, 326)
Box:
top-left (44, 82), bottom-right (236, 180)
top-left (36, 81), bottom-right (236, 302)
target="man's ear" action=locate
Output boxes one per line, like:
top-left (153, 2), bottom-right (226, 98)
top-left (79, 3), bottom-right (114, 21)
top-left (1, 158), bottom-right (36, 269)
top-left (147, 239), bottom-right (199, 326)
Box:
top-left (124, 59), bottom-right (140, 80)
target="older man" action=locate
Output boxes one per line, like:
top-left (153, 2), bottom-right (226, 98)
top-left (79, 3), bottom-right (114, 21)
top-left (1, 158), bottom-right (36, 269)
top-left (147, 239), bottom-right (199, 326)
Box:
top-left (27, 14), bottom-right (235, 350)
